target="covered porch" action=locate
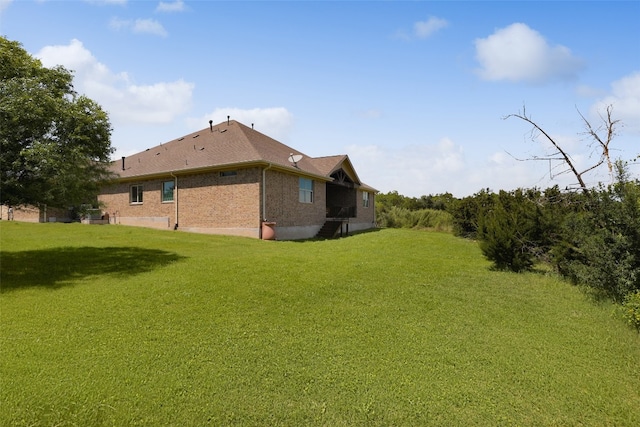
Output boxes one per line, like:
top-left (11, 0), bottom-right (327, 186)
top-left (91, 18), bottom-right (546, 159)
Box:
top-left (325, 169), bottom-right (358, 219)
top-left (317, 169), bottom-right (358, 238)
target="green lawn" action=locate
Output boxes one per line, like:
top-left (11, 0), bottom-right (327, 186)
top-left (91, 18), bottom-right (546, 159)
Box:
top-left (1, 222), bottom-right (639, 426)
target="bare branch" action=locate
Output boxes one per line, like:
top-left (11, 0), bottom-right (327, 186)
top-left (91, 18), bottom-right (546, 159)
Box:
top-left (505, 104), bottom-right (620, 193)
top-left (576, 105), bottom-right (619, 178)
top-left (504, 150), bottom-right (561, 163)
top-left (505, 111), bottom-right (587, 191)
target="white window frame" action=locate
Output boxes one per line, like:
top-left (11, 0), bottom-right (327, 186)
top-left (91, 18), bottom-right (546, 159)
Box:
top-left (363, 191), bottom-right (370, 208)
top-left (162, 181), bottom-right (174, 203)
top-left (130, 184), bottom-right (143, 204)
top-left (299, 177), bottom-right (313, 203)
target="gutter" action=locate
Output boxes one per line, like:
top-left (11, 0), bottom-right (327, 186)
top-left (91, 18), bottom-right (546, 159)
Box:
top-left (170, 172), bottom-right (178, 229)
top-left (112, 160), bottom-right (331, 184)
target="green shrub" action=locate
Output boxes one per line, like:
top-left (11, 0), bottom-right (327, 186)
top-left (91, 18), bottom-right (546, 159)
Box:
top-left (477, 190), bottom-right (537, 272)
top-left (449, 189), bottom-right (494, 238)
top-left (554, 166), bottom-right (640, 302)
top-left (622, 290), bottom-right (640, 331)
top-left (377, 206), bottom-right (452, 231)
top-left (414, 208), bottom-right (453, 231)
top-left (562, 221), bottom-right (638, 301)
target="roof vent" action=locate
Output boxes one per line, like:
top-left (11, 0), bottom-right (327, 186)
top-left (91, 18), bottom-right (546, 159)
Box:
top-left (193, 134), bottom-right (199, 138)
top-left (121, 156), bottom-right (125, 171)
top-left (209, 120), bottom-right (213, 132)
top-left (227, 115), bottom-right (230, 126)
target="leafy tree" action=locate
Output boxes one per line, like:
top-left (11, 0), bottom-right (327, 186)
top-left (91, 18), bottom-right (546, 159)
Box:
top-left (376, 191), bottom-right (454, 216)
top-left (0, 37), bottom-right (114, 208)
top-left (555, 161), bottom-right (640, 301)
top-left (419, 193), bottom-right (455, 211)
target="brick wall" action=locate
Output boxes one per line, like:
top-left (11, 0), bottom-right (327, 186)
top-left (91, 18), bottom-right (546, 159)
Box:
top-left (99, 168), bottom-right (262, 232)
top-left (0, 204), bottom-right (40, 222)
top-left (98, 166), bottom-right (373, 239)
top-left (350, 189), bottom-right (376, 232)
top-left (99, 179), bottom-right (175, 228)
top-left (264, 170), bottom-right (326, 227)
top-left (355, 189), bottom-right (375, 223)
top-left (0, 205), bottom-right (71, 223)
top-left (178, 169), bottom-right (261, 229)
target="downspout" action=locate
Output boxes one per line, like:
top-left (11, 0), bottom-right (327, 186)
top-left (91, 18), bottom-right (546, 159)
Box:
top-left (171, 172), bottom-right (179, 230)
top-left (262, 163), bottom-right (272, 221)
top-left (261, 163), bottom-right (273, 238)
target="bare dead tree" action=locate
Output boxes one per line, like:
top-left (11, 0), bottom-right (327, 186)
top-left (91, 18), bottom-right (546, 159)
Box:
top-left (504, 104), bottom-right (620, 193)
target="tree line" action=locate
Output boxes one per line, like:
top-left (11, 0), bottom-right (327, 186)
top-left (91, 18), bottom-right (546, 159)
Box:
top-left (375, 161), bottom-right (640, 330)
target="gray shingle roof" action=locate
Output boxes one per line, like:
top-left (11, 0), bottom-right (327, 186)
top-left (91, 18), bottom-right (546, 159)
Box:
top-left (110, 119), bottom-right (376, 191)
top-left (112, 120), bottom-right (326, 178)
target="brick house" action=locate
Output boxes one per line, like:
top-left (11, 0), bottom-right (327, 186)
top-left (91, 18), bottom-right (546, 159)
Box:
top-left (98, 119), bottom-right (377, 240)
top-left (0, 204), bottom-right (72, 223)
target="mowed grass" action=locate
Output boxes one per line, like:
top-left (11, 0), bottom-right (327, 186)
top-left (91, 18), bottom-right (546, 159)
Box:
top-left (1, 222), bottom-right (639, 426)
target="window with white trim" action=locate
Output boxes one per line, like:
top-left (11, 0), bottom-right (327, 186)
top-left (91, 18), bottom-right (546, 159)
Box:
top-left (363, 191), bottom-right (370, 208)
top-left (130, 185), bottom-right (143, 204)
top-left (299, 178), bottom-right (313, 203)
top-left (162, 181), bottom-right (174, 202)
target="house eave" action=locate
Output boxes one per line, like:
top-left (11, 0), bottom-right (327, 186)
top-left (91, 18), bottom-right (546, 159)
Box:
top-left (110, 160), bottom-right (331, 183)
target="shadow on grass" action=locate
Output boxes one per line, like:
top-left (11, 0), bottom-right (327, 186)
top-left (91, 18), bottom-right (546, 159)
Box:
top-left (0, 246), bottom-right (185, 292)
top-left (291, 227), bottom-right (383, 243)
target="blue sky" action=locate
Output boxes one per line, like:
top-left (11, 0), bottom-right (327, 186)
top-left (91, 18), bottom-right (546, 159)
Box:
top-left (1, 0), bottom-right (638, 197)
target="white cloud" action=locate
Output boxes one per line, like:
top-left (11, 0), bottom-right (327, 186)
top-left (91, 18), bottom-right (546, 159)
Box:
top-left (188, 107), bottom-right (294, 141)
top-left (156, 0), bottom-right (185, 13)
top-left (133, 18), bottom-right (168, 37)
top-left (344, 136), bottom-right (597, 197)
top-left (591, 71), bottom-right (640, 134)
top-left (36, 39), bottom-right (193, 125)
top-left (474, 23), bottom-right (584, 83)
top-left (470, 151), bottom-right (567, 191)
top-left (575, 84), bottom-right (606, 98)
top-left (345, 137), bottom-right (469, 196)
top-left (109, 17), bottom-right (168, 37)
top-left (394, 15), bottom-right (448, 41)
top-left (414, 16), bottom-right (449, 39)
top-left (108, 16), bottom-right (130, 31)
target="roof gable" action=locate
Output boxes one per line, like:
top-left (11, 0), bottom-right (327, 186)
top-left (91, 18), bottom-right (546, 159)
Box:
top-left (309, 155), bottom-right (362, 185)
